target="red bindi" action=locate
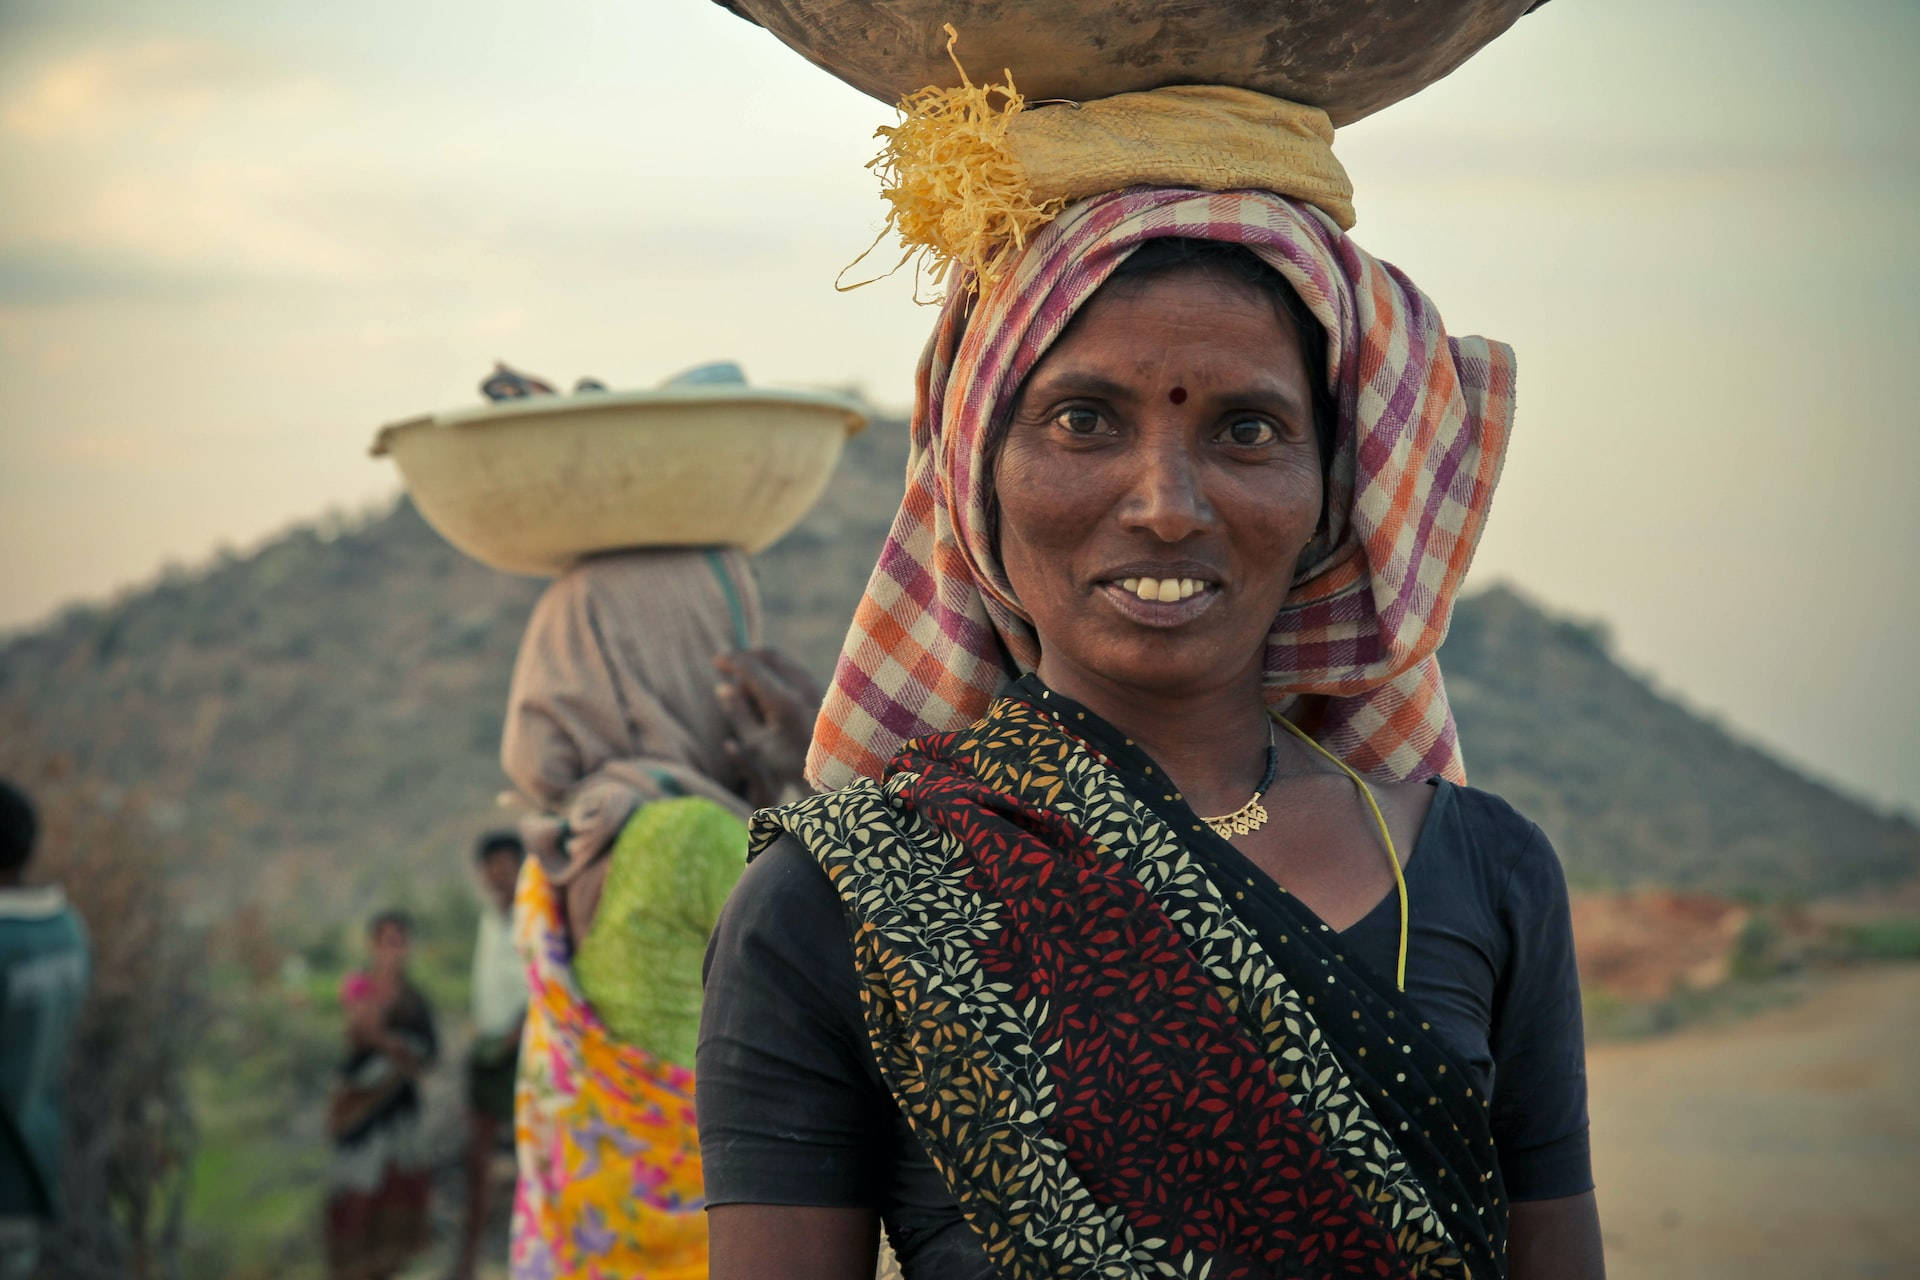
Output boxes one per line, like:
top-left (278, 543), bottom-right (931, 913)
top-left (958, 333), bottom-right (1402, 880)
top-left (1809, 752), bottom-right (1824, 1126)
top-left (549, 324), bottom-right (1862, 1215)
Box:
top-left (1168, 386), bottom-right (1188, 404)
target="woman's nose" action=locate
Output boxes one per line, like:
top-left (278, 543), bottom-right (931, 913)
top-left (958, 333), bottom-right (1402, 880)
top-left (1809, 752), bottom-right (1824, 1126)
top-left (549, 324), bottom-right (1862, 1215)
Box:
top-left (1119, 439), bottom-right (1214, 543)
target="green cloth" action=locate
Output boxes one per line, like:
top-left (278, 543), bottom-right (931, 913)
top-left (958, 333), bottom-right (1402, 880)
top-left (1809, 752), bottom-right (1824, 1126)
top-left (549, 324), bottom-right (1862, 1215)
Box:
top-left (574, 797), bottom-right (747, 1064)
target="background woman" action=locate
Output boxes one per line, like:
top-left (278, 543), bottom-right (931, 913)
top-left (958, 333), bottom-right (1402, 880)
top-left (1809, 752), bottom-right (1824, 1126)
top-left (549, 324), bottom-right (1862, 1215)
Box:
top-left (698, 178), bottom-right (1605, 1278)
top-left (325, 909), bottom-right (437, 1280)
top-left (500, 547), bottom-right (820, 1278)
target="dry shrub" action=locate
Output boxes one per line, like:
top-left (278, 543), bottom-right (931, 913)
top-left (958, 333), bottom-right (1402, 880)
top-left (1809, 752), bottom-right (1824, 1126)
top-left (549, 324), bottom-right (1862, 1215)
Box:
top-left (0, 719), bottom-right (206, 1280)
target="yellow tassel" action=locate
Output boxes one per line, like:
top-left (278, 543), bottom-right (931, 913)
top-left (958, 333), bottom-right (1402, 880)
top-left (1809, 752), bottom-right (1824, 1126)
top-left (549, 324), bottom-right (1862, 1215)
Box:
top-left (838, 25), bottom-right (1065, 297)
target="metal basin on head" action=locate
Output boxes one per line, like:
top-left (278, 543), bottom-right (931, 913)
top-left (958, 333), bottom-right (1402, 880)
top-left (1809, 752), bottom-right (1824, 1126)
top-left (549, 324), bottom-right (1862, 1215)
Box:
top-left (371, 385), bottom-right (868, 576)
top-left (710, 0), bottom-right (1543, 127)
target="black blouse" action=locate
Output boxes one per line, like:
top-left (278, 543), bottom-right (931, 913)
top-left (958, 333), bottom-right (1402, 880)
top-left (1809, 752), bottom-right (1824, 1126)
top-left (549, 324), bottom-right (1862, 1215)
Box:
top-left (698, 779), bottom-right (1591, 1277)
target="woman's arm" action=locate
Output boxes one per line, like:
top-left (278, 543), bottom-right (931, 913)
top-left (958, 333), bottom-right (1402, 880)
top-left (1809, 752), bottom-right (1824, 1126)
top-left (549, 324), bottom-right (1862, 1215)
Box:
top-left (708, 1205), bottom-right (878, 1280)
top-left (1510, 1191), bottom-right (1605, 1280)
top-left (699, 842), bottom-right (895, 1273)
top-left (325, 1075), bottom-right (408, 1140)
top-left (1489, 818), bottom-right (1605, 1277)
top-left (343, 989), bottom-right (386, 1048)
top-left (714, 648), bottom-right (823, 806)
top-left (374, 1030), bottom-right (424, 1078)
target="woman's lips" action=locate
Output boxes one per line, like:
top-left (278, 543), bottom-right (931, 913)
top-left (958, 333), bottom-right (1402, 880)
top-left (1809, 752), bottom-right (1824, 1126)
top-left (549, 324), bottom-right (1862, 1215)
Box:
top-left (1097, 576), bottom-right (1221, 628)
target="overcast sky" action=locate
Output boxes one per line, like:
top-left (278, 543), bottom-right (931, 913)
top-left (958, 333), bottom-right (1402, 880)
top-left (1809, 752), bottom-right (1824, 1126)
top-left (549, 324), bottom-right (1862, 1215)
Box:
top-left (2, 0), bottom-right (1916, 815)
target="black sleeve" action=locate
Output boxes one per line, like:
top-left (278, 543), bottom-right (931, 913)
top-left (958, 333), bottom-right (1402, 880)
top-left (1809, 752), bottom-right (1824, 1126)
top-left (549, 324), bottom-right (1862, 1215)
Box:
top-left (697, 835), bottom-right (889, 1207)
top-left (1488, 822), bottom-right (1594, 1201)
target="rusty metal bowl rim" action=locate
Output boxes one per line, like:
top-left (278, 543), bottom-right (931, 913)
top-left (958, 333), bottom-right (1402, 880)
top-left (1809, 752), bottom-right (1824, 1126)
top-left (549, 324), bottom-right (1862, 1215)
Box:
top-left (708, 0), bottom-right (1554, 128)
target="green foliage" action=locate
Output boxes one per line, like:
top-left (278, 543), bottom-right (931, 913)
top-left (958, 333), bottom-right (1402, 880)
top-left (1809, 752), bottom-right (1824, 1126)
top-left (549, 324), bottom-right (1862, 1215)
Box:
top-left (1830, 917), bottom-right (1920, 961)
top-left (1729, 914), bottom-right (1786, 982)
top-left (1582, 971), bottom-right (1806, 1041)
top-left (181, 970), bottom-right (342, 1280)
top-left (183, 1078), bottom-right (324, 1280)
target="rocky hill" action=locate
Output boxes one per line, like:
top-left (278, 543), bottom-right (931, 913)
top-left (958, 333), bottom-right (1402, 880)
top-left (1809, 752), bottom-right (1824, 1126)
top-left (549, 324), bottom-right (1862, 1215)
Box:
top-left (2, 412), bottom-right (1913, 916)
top-left (1441, 588), bottom-right (1917, 893)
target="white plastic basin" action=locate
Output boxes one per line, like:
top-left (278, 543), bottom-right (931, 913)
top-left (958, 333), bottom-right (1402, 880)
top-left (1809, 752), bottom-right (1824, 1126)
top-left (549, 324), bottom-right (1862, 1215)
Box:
top-left (371, 385), bottom-right (868, 576)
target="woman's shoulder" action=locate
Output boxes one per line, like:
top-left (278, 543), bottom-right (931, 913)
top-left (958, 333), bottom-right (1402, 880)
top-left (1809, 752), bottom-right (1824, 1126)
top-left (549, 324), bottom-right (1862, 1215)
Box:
top-left (707, 833), bottom-right (858, 988)
top-left (1418, 779), bottom-right (1564, 892)
top-left (1439, 778), bottom-right (1546, 839)
top-left (755, 775), bottom-right (900, 843)
top-left (732, 833), bottom-right (843, 919)
top-left (701, 834), bottom-right (877, 1093)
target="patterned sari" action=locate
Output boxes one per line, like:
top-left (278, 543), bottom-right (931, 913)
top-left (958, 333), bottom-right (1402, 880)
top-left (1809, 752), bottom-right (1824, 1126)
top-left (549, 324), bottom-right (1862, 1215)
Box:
top-left (509, 859), bottom-right (707, 1280)
top-left (757, 677), bottom-right (1505, 1280)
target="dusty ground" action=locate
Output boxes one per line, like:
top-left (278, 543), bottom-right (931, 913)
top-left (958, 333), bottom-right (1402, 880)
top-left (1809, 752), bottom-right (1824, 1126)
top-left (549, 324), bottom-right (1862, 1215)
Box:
top-left (1589, 963), bottom-right (1920, 1278)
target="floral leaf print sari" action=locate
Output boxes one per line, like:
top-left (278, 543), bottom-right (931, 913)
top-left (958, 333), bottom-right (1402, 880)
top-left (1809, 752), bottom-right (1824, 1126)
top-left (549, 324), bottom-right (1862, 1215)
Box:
top-left (757, 677), bottom-right (1506, 1280)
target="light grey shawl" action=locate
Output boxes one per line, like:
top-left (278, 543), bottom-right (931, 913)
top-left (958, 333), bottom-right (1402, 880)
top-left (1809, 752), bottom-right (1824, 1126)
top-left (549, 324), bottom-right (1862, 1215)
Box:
top-left (500, 548), bottom-right (763, 927)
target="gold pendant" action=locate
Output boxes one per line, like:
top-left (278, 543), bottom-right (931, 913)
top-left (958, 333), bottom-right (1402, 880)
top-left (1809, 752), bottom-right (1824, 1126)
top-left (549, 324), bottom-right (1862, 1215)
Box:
top-left (1204, 797), bottom-right (1268, 842)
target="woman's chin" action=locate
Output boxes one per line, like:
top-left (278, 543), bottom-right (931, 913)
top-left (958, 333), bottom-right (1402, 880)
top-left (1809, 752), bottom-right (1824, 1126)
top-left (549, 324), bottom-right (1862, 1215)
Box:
top-left (1048, 633), bottom-right (1261, 706)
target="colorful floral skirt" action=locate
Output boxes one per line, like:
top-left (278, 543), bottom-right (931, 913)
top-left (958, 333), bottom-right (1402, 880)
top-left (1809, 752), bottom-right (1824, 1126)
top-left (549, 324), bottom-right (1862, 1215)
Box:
top-left (510, 860), bottom-right (707, 1280)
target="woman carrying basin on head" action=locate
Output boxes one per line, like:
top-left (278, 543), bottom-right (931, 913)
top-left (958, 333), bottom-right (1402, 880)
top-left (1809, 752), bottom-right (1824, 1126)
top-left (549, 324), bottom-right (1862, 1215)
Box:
top-left (499, 546), bottom-right (820, 1280)
top-left (696, 71), bottom-right (1604, 1280)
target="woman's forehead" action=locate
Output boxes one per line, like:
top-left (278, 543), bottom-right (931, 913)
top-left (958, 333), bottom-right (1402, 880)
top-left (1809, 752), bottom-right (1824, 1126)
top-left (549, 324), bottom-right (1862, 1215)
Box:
top-left (1026, 274), bottom-right (1309, 388)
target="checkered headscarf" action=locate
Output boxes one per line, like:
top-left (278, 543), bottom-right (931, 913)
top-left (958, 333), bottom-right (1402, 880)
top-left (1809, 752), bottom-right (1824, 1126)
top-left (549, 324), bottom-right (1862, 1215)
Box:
top-left (807, 187), bottom-right (1514, 788)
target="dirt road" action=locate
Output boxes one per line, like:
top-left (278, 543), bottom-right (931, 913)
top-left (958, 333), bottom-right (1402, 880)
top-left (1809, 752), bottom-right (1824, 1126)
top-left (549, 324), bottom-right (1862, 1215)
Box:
top-left (1589, 964), bottom-right (1920, 1278)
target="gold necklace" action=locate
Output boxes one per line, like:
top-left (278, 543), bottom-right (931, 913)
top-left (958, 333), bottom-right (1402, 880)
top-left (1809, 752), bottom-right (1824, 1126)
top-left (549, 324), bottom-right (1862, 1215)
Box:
top-left (1199, 722), bottom-right (1279, 840)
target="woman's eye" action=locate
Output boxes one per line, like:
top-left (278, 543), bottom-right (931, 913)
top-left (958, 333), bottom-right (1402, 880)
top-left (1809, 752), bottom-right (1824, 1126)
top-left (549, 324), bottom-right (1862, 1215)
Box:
top-left (1052, 406), bottom-right (1108, 436)
top-left (1221, 417), bottom-right (1280, 446)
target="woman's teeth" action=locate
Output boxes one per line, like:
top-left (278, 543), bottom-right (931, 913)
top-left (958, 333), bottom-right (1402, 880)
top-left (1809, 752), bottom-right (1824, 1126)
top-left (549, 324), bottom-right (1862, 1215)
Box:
top-left (1118, 577), bottom-right (1207, 603)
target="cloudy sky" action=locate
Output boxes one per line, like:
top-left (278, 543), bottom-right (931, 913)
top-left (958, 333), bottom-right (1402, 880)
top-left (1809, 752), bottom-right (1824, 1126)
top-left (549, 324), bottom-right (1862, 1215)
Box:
top-left (2, 0), bottom-right (1916, 815)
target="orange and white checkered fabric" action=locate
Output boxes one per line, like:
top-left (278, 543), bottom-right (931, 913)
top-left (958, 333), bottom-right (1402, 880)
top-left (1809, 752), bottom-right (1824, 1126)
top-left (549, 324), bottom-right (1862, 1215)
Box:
top-left (808, 188), bottom-right (1514, 788)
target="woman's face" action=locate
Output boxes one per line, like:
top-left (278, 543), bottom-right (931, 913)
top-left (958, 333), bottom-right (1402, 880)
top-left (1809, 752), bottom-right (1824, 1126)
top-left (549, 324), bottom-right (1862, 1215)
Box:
top-left (995, 265), bottom-right (1323, 704)
top-left (481, 848), bottom-right (521, 910)
top-left (372, 921), bottom-right (410, 971)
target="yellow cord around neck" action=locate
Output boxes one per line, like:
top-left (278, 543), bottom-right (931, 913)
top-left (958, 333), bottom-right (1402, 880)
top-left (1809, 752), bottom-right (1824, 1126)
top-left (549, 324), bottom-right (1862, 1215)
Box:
top-left (1271, 714), bottom-right (1410, 992)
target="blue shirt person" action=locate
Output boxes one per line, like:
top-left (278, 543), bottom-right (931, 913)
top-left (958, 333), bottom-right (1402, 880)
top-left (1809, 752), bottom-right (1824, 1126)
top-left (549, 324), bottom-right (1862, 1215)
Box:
top-left (0, 779), bottom-right (91, 1280)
